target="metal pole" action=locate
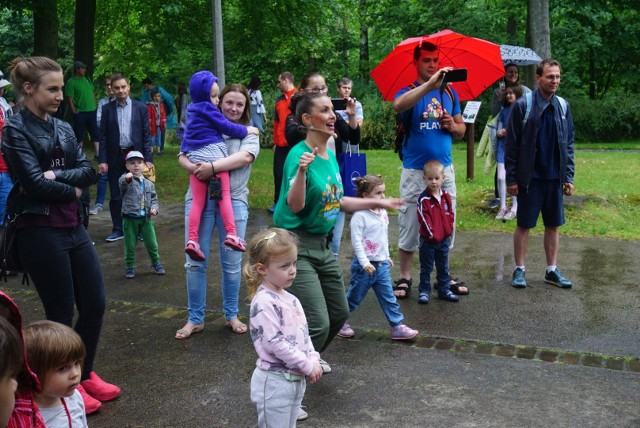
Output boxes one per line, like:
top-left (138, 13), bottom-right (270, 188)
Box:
top-left (211, 0), bottom-right (225, 87)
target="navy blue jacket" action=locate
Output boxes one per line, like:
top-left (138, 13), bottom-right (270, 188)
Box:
top-left (505, 89), bottom-right (574, 189)
top-left (99, 98), bottom-right (153, 166)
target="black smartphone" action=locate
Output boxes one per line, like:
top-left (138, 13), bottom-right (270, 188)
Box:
top-left (331, 98), bottom-right (347, 111)
top-left (442, 68), bottom-right (468, 83)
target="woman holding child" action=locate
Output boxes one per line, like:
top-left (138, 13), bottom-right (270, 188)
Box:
top-left (176, 83), bottom-right (260, 339)
top-left (274, 91), bottom-right (403, 369)
top-left (1, 56), bottom-right (120, 414)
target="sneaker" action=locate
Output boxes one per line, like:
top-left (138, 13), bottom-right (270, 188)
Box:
top-left (318, 358), bottom-right (332, 374)
top-left (495, 207), bottom-right (508, 220)
top-left (438, 290), bottom-right (460, 302)
top-left (89, 204), bottom-right (103, 215)
top-left (152, 263), bottom-right (165, 275)
top-left (503, 210), bottom-right (517, 221)
top-left (77, 384), bottom-right (102, 414)
top-left (337, 323), bottom-right (355, 338)
top-left (487, 198), bottom-right (500, 209)
top-left (137, 233), bottom-right (144, 241)
top-left (105, 231), bottom-right (124, 242)
top-left (80, 371), bottom-right (121, 402)
top-left (267, 204), bottom-right (276, 214)
top-left (511, 268), bottom-right (527, 288)
top-left (125, 268), bottom-right (136, 279)
top-left (390, 324), bottom-right (419, 340)
top-left (544, 268), bottom-right (572, 288)
top-left (418, 292), bottom-right (430, 304)
top-left (185, 241), bottom-right (205, 261)
top-left (297, 406), bottom-right (309, 421)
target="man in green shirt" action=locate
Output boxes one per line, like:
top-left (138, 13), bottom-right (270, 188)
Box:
top-left (65, 61), bottom-right (99, 153)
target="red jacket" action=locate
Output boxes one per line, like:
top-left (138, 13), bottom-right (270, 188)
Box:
top-left (417, 188), bottom-right (454, 243)
top-left (147, 102), bottom-right (167, 136)
top-left (273, 87), bottom-right (297, 147)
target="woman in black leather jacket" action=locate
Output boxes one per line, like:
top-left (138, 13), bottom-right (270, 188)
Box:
top-left (1, 57), bottom-right (120, 414)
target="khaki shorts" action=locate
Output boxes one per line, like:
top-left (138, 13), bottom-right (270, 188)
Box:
top-left (398, 165), bottom-right (457, 252)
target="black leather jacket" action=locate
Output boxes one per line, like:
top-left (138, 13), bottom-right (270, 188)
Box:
top-left (1, 109), bottom-right (97, 218)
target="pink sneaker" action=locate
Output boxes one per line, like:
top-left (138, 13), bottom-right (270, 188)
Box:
top-left (81, 371), bottom-right (121, 402)
top-left (77, 384), bottom-right (102, 414)
top-left (185, 240), bottom-right (205, 261)
top-left (224, 234), bottom-right (246, 252)
top-left (337, 322), bottom-right (355, 338)
top-left (390, 324), bottom-right (419, 340)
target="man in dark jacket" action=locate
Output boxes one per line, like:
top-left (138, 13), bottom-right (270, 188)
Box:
top-left (505, 59), bottom-right (575, 289)
top-left (98, 73), bottom-right (153, 242)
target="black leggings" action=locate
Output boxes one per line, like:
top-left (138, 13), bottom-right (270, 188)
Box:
top-left (17, 225), bottom-right (106, 380)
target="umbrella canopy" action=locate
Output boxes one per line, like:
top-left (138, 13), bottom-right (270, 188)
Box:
top-left (371, 29), bottom-right (504, 101)
top-left (500, 44), bottom-right (542, 66)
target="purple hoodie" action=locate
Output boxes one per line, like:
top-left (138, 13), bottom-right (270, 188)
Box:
top-left (180, 70), bottom-right (248, 153)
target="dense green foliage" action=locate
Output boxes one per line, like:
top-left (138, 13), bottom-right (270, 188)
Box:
top-left (0, 0), bottom-right (638, 141)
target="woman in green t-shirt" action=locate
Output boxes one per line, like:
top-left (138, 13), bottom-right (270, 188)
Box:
top-left (273, 92), bottom-right (403, 368)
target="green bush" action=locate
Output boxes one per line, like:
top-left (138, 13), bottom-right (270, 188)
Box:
top-left (569, 90), bottom-right (640, 142)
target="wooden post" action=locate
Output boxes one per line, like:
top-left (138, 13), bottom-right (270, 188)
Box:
top-left (466, 122), bottom-right (475, 180)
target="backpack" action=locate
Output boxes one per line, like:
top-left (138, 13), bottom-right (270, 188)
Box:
top-left (394, 84), bottom-right (454, 160)
top-left (522, 91), bottom-right (567, 126)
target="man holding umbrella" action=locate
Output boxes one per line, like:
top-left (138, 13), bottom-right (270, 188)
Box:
top-left (393, 41), bottom-right (466, 302)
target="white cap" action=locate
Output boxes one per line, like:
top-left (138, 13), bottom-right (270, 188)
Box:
top-left (125, 151), bottom-right (144, 161)
top-left (0, 79), bottom-right (10, 89)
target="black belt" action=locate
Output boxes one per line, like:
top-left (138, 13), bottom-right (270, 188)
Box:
top-left (120, 147), bottom-right (132, 154)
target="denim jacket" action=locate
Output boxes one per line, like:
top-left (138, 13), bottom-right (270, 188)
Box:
top-left (2, 109), bottom-right (96, 218)
top-left (119, 173), bottom-right (159, 220)
top-left (504, 89), bottom-right (575, 189)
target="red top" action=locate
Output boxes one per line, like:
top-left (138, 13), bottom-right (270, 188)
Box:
top-left (417, 188), bottom-right (454, 243)
top-left (147, 102), bottom-right (167, 136)
top-left (273, 87), bottom-right (297, 147)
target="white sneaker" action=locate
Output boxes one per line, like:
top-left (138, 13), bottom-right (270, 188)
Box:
top-left (318, 358), bottom-right (332, 374)
top-left (297, 406), bottom-right (308, 421)
top-left (89, 204), bottom-right (103, 215)
top-left (503, 210), bottom-right (517, 221)
top-left (495, 207), bottom-right (508, 220)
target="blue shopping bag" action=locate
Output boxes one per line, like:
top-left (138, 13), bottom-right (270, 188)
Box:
top-left (338, 145), bottom-right (366, 197)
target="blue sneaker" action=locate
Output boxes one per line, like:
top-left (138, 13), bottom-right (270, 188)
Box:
top-left (267, 204), bottom-right (276, 214)
top-left (511, 268), bottom-right (527, 288)
top-left (125, 268), bottom-right (135, 279)
top-left (105, 232), bottom-right (124, 242)
top-left (418, 292), bottom-right (430, 304)
top-left (544, 268), bottom-right (572, 288)
top-left (152, 263), bottom-right (165, 275)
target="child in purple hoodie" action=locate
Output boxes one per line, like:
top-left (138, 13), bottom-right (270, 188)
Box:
top-left (180, 71), bottom-right (259, 259)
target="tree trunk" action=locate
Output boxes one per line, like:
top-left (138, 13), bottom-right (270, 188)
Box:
top-left (74, 0), bottom-right (96, 76)
top-left (211, 0), bottom-right (225, 87)
top-left (33, 0), bottom-right (58, 58)
top-left (358, 0), bottom-right (369, 80)
top-left (524, 0), bottom-right (550, 88)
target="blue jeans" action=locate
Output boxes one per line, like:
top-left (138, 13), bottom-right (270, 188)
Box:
top-left (0, 172), bottom-right (13, 222)
top-left (330, 210), bottom-right (346, 258)
top-left (95, 172), bottom-right (108, 206)
top-left (184, 195), bottom-right (249, 324)
top-left (17, 225), bottom-right (106, 381)
top-left (418, 237), bottom-right (451, 295)
top-left (346, 258), bottom-right (404, 327)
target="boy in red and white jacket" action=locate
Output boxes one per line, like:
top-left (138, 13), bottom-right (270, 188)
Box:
top-left (147, 90), bottom-right (167, 154)
top-left (416, 160), bottom-right (458, 304)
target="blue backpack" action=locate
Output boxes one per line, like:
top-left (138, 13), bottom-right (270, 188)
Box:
top-left (522, 91), bottom-right (567, 126)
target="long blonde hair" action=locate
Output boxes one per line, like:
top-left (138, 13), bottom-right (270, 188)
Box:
top-left (243, 228), bottom-right (298, 299)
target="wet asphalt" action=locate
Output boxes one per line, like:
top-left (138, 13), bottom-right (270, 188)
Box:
top-left (2, 205), bottom-right (639, 427)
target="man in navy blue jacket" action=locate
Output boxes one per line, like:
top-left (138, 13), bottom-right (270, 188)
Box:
top-left (99, 72), bottom-right (153, 242)
top-left (505, 59), bottom-right (575, 289)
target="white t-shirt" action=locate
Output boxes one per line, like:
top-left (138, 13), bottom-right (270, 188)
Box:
top-left (39, 389), bottom-right (88, 428)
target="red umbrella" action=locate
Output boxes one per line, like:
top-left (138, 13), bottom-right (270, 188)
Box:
top-left (371, 29), bottom-right (505, 101)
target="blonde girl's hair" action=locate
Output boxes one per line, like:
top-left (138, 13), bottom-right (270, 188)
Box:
top-left (23, 320), bottom-right (85, 387)
top-left (7, 56), bottom-right (62, 97)
top-left (353, 174), bottom-right (385, 198)
top-left (243, 228), bottom-right (298, 299)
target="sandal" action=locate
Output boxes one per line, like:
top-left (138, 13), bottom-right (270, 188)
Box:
top-left (185, 241), bottom-right (205, 261)
top-left (175, 323), bottom-right (204, 340)
top-left (225, 318), bottom-right (248, 334)
top-left (450, 280), bottom-right (469, 295)
top-left (224, 234), bottom-right (247, 252)
top-left (393, 278), bottom-right (412, 299)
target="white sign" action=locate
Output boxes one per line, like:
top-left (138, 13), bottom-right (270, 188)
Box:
top-left (462, 101), bottom-right (482, 123)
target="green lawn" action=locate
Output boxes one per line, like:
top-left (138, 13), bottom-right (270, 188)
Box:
top-left (100, 139), bottom-right (640, 240)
